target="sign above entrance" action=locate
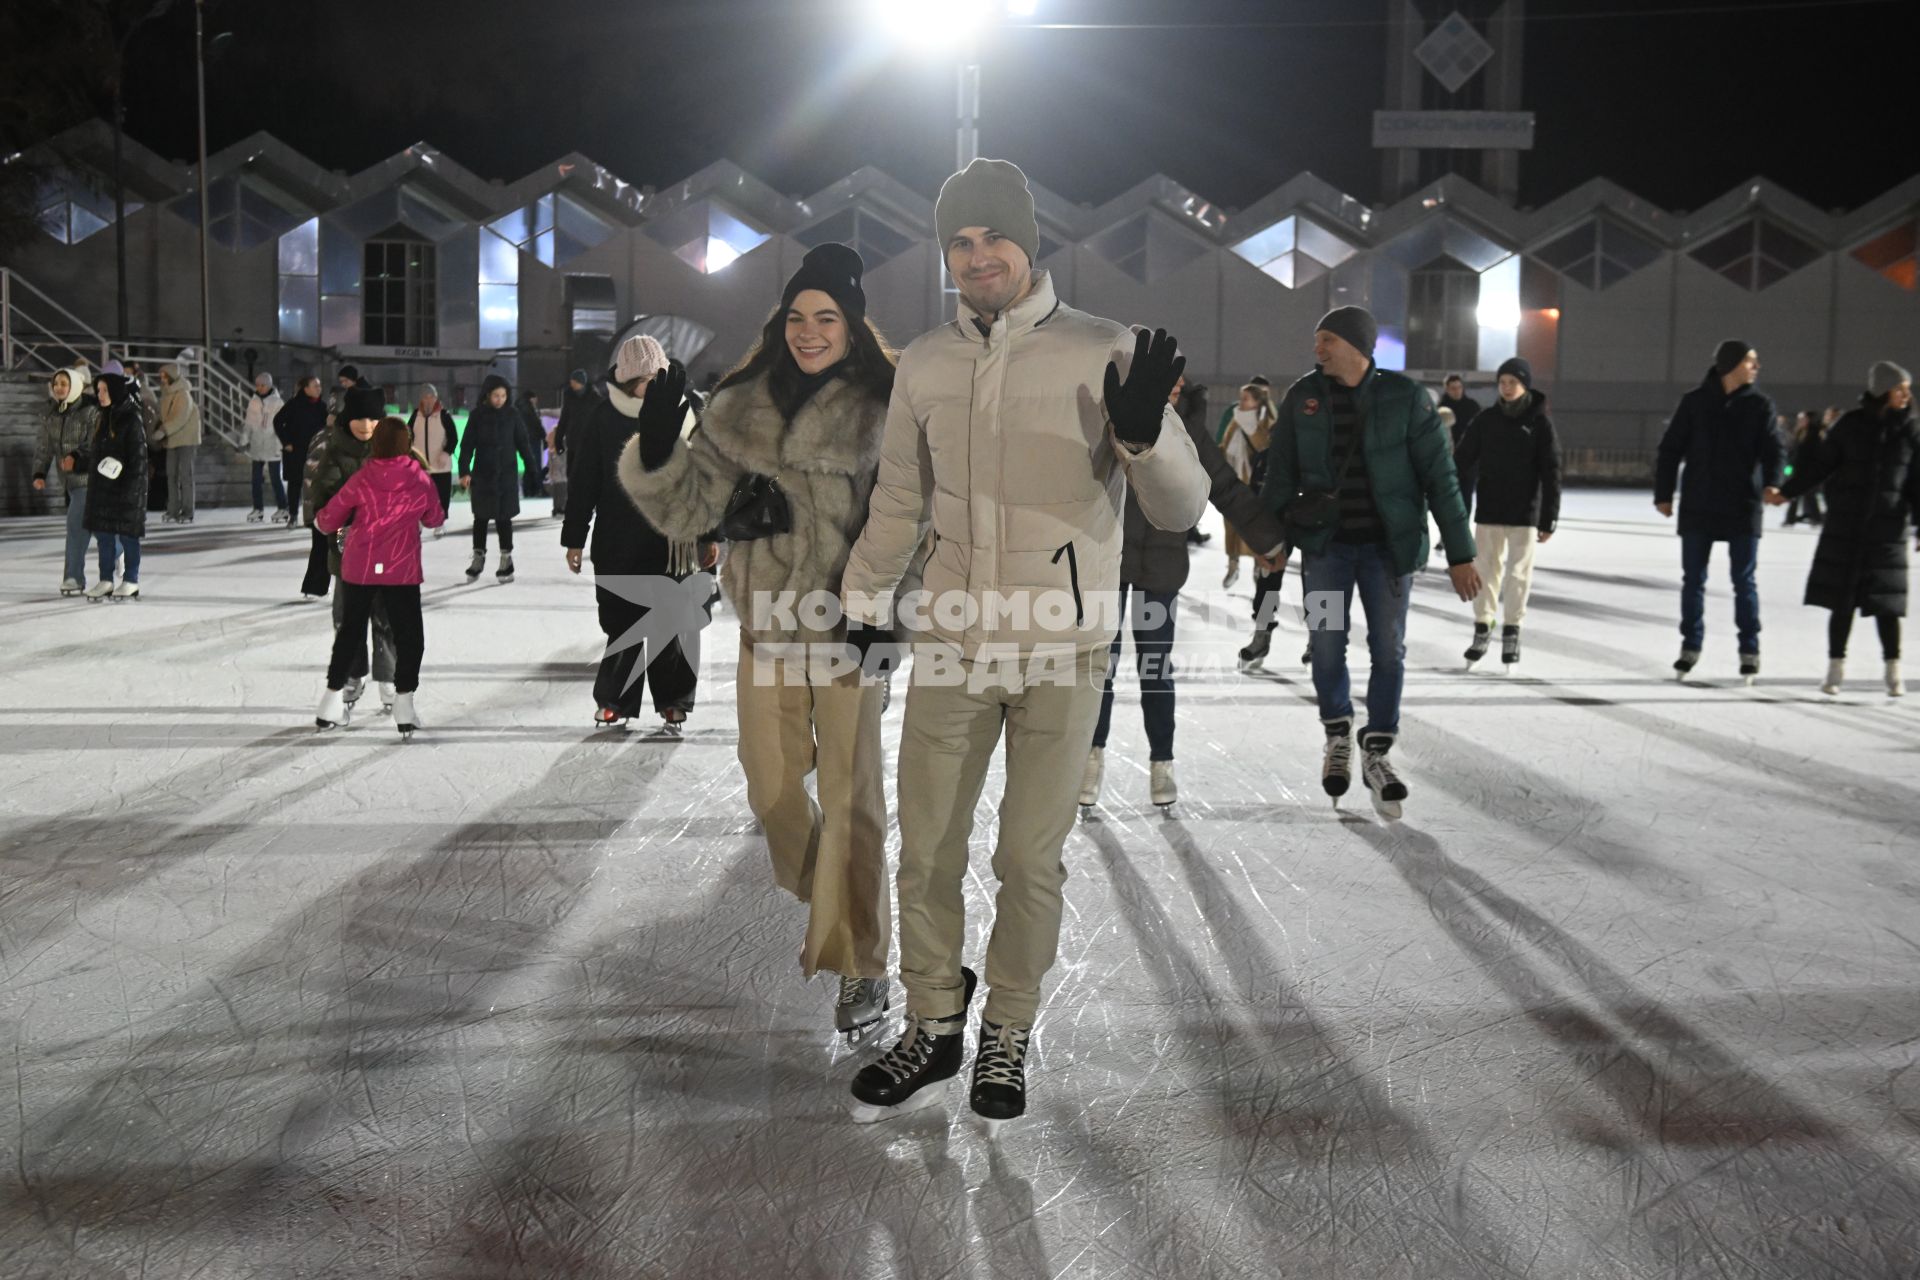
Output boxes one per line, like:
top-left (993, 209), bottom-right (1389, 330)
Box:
top-left (1373, 111), bottom-right (1535, 151)
top-left (335, 344), bottom-right (496, 364)
top-left (1414, 11), bottom-right (1494, 94)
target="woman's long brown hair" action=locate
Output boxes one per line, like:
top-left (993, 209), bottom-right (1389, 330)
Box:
top-left (716, 299), bottom-right (897, 418)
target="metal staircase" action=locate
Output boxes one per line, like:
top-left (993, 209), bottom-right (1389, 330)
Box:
top-left (2, 268), bottom-right (252, 451)
top-left (3, 267), bottom-right (259, 516)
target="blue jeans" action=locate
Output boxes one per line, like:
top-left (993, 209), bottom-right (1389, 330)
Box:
top-left (63, 486), bottom-right (89, 587)
top-left (99, 533), bottom-right (141, 584)
top-left (1680, 533), bottom-right (1760, 654)
top-left (251, 460), bottom-right (286, 511)
top-left (1302, 540), bottom-right (1411, 738)
top-left (1092, 585), bottom-right (1178, 761)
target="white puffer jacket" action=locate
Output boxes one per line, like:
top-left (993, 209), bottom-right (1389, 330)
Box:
top-left (841, 271), bottom-right (1208, 657)
top-left (243, 387), bottom-right (284, 462)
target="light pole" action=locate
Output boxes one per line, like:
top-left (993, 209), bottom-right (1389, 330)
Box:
top-left (193, 0), bottom-right (212, 370)
top-left (109, 0), bottom-right (176, 341)
top-left (955, 62), bottom-right (979, 171)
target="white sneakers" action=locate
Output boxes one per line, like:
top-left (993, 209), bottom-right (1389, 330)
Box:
top-left (1150, 760), bottom-right (1177, 807)
top-left (1079, 748), bottom-right (1104, 806)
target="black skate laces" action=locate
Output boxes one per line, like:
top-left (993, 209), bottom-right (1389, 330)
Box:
top-left (974, 1021), bottom-right (1029, 1089)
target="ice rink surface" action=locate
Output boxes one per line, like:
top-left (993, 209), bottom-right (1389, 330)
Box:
top-left (1, 490), bottom-right (1917, 1280)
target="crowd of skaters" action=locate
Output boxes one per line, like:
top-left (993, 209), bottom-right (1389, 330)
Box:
top-left (25, 154), bottom-right (1920, 1133)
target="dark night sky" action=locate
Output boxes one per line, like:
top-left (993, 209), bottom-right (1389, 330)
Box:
top-left (110, 0), bottom-right (1915, 216)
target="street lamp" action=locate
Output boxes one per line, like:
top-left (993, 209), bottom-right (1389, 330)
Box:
top-left (109, 0), bottom-right (176, 342)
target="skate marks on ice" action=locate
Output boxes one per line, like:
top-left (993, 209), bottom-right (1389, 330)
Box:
top-left (0, 734), bottom-right (691, 1278)
top-left (1068, 818), bottom-right (1546, 1278)
top-left (1348, 820), bottom-right (1920, 1278)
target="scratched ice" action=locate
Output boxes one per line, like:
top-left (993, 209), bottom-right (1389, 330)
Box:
top-left (1, 493), bottom-right (1916, 1279)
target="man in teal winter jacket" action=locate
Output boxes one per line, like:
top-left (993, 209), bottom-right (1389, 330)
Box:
top-left (1260, 307), bottom-right (1480, 815)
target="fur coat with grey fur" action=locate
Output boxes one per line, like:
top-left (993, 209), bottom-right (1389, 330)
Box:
top-left (617, 372), bottom-right (887, 646)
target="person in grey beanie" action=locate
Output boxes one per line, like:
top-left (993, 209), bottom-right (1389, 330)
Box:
top-left (1769, 360), bottom-right (1920, 697)
top-left (838, 156), bottom-right (1208, 1129)
top-left (1655, 339), bottom-right (1784, 681)
top-left (1260, 305), bottom-right (1478, 818)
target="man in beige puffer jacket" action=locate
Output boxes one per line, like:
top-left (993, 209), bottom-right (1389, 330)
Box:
top-left (157, 363), bottom-right (203, 523)
top-left (841, 158), bottom-right (1208, 1127)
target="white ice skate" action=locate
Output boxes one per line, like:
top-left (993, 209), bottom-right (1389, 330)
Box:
top-left (246, 509), bottom-right (264, 523)
top-left (315, 688), bottom-right (348, 730)
top-left (392, 692), bottom-right (419, 739)
top-left (83, 580), bottom-right (114, 602)
top-left (378, 681), bottom-right (397, 713)
top-left (1078, 747), bottom-right (1103, 817)
top-left (110, 581), bottom-right (140, 601)
top-left (1889, 661), bottom-right (1905, 698)
top-left (59, 578), bottom-right (82, 597)
top-left (1822, 659), bottom-right (1844, 696)
top-left (1150, 760), bottom-right (1177, 809)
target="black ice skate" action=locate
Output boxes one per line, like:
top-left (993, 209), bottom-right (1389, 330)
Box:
top-left (1501, 625), bottom-right (1521, 670)
top-left (495, 553), bottom-right (515, 582)
top-left (1673, 647), bottom-right (1701, 680)
top-left (1739, 651), bottom-right (1760, 686)
top-left (1360, 732), bottom-right (1408, 821)
top-left (1238, 627), bottom-right (1272, 671)
top-left (465, 552), bottom-right (485, 581)
top-left (970, 1019), bottom-right (1031, 1135)
top-left (1321, 718), bottom-right (1353, 803)
top-left (1464, 622), bottom-right (1492, 668)
top-left (834, 975), bottom-right (890, 1042)
top-left (848, 967), bottom-right (976, 1123)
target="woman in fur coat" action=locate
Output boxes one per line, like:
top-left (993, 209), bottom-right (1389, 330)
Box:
top-left (618, 243), bottom-right (899, 1038)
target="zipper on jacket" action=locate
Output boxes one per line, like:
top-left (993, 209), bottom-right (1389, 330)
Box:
top-left (1052, 541), bottom-right (1083, 626)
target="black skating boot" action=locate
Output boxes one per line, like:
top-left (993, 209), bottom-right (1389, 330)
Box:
top-left (465, 552), bottom-right (485, 581)
top-left (495, 553), bottom-right (515, 582)
top-left (970, 1019), bottom-right (1032, 1133)
top-left (1501, 625), bottom-right (1521, 667)
top-left (1673, 647), bottom-right (1701, 679)
top-left (1360, 731), bottom-right (1408, 820)
top-left (1237, 627), bottom-right (1273, 670)
top-left (849, 967), bottom-right (977, 1123)
top-left (1464, 622), bottom-right (1492, 665)
top-left (1740, 651), bottom-right (1760, 685)
top-left (1321, 717), bottom-right (1353, 800)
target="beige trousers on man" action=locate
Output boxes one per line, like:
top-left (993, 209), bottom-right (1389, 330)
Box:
top-left (1473, 523), bottom-right (1539, 627)
top-left (894, 644), bottom-right (1110, 1028)
top-left (735, 639), bottom-right (889, 979)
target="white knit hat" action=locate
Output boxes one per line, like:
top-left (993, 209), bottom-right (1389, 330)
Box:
top-left (613, 334), bottom-right (668, 385)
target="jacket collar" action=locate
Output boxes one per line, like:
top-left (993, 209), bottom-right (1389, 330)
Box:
top-left (954, 270), bottom-right (1061, 346)
top-left (699, 373), bottom-right (885, 478)
top-left (607, 383), bottom-right (643, 419)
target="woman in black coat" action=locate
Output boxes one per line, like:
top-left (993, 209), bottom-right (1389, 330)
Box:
top-left (82, 373), bottom-right (150, 601)
top-left (560, 337), bottom-right (710, 728)
top-left (273, 375), bottom-right (328, 526)
top-left (458, 373), bottom-right (537, 582)
top-left (1775, 362), bottom-right (1920, 697)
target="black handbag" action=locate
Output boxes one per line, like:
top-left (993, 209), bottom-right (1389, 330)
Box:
top-left (1284, 408), bottom-right (1362, 534)
top-left (720, 473), bottom-right (791, 541)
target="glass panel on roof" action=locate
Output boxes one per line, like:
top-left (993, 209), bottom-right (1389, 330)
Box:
top-left (1231, 216), bottom-right (1296, 270)
top-left (279, 218), bottom-right (319, 276)
top-left (1297, 218), bottom-right (1357, 268)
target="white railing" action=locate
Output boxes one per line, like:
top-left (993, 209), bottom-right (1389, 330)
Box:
top-left (1, 268), bottom-right (249, 450)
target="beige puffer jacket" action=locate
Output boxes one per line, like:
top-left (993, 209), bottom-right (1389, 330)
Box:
top-left (157, 365), bottom-right (203, 448)
top-left (841, 271), bottom-right (1209, 658)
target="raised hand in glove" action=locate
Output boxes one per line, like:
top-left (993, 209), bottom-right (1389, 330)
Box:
top-left (846, 622), bottom-right (907, 681)
top-left (1102, 327), bottom-right (1187, 450)
top-left (636, 359), bottom-right (694, 469)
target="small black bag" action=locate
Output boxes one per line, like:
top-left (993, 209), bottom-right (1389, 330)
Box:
top-left (1284, 407), bottom-right (1362, 534)
top-left (720, 473), bottom-right (791, 541)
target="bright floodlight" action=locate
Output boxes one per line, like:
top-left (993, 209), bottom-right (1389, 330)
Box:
top-left (873, 0), bottom-right (986, 50)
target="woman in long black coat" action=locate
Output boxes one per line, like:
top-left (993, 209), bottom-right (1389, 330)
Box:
top-left (458, 373), bottom-right (537, 582)
top-left (1776, 362), bottom-right (1920, 697)
top-left (82, 373), bottom-right (150, 601)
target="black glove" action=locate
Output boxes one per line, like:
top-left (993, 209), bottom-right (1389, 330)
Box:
top-left (1102, 328), bottom-right (1186, 449)
top-left (846, 622), bottom-right (906, 680)
top-left (636, 359), bottom-right (693, 469)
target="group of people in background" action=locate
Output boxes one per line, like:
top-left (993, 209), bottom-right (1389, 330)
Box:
top-left (23, 151), bottom-right (1920, 1136)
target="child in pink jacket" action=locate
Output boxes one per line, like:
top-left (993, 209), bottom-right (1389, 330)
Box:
top-left (314, 417), bottom-right (446, 733)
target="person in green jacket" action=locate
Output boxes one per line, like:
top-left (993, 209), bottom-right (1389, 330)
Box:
top-left (1259, 307), bottom-right (1480, 818)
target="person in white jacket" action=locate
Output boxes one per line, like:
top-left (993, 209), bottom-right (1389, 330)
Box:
top-left (838, 158), bottom-right (1209, 1128)
top-left (243, 373), bottom-right (286, 522)
top-left (407, 384), bottom-right (458, 534)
